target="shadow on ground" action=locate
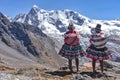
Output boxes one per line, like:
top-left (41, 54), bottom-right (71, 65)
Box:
top-left (45, 70), bottom-right (74, 77)
top-left (80, 71), bottom-right (109, 78)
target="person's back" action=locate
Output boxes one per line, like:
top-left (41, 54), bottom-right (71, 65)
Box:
top-left (58, 22), bottom-right (84, 73)
top-left (90, 32), bottom-right (108, 49)
top-left (64, 30), bottom-right (80, 46)
top-left (85, 24), bottom-right (112, 73)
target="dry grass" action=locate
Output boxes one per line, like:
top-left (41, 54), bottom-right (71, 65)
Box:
top-left (0, 65), bottom-right (14, 71)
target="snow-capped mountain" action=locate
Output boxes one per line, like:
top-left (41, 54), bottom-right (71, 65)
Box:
top-left (14, 5), bottom-right (120, 36)
top-left (14, 5), bottom-right (91, 34)
top-left (13, 5), bottom-right (120, 61)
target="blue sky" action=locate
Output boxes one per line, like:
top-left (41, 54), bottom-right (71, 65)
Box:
top-left (0, 0), bottom-right (120, 20)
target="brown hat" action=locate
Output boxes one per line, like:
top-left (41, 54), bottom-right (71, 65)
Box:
top-left (95, 24), bottom-right (101, 31)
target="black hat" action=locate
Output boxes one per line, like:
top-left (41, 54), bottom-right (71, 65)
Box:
top-left (68, 22), bottom-right (75, 30)
top-left (95, 24), bottom-right (101, 31)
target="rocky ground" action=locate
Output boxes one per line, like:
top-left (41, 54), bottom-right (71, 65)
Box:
top-left (0, 61), bottom-right (120, 80)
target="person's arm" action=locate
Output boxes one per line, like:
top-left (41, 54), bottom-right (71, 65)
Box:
top-left (64, 32), bottom-right (70, 43)
top-left (89, 35), bottom-right (93, 45)
top-left (76, 32), bottom-right (80, 40)
top-left (108, 35), bottom-right (120, 42)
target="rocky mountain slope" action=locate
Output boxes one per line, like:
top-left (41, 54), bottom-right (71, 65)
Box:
top-left (0, 12), bottom-right (64, 69)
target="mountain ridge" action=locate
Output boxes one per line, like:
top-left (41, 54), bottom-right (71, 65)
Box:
top-left (13, 5), bottom-right (120, 35)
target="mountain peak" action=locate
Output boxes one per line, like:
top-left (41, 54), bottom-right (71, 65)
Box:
top-left (32, 5), bottom-right (39, 8)
top-left (28, 5), bottom-right (40, 16)
top-left (31, 5), bottom-right (46, 12)
top-left (31, 5), bottom-right (40, 12)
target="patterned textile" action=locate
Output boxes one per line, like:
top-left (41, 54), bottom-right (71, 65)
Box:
top-left (59, 44), bottom-right (84, 59)
top-left (86, 45), bottom-right (112, 60)
top-left (86, 32), bottom-right (112, 60)
top-left (90, 33), bottom-right (108, 48)
top-left (64, 30), bottom-right (80, 46)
